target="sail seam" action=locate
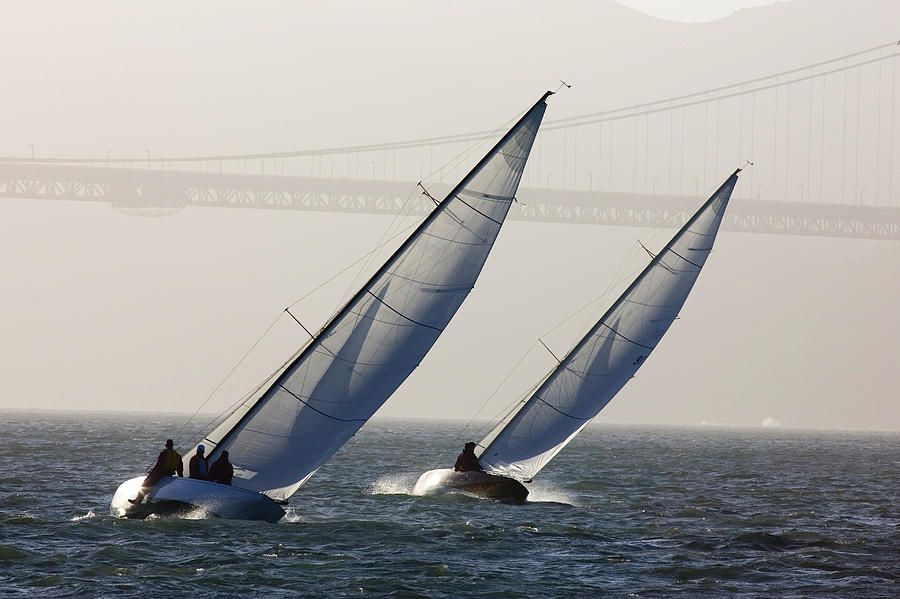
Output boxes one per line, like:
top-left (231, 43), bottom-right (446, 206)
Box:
top-left (422, 230), bottom-right (492, 247)
top-left (462, 189), bottom-right (515, 202)
top-left (600, 322), bottom-right (656, 350)
top-left (365, 289), bottom-right (443, 332)
top-left (450, 195), bottom-right (504, 226)
top-left (667, 249), bottom-right (703, 269)
top-left (377, 269), bottom-right (474, 293)
top-left (279, 385), bottom-right (369, 423)
top-left (534, 395), bottom-right (591, 421)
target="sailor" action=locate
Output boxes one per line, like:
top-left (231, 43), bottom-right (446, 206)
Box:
top-left (189, 445), bottom-right (209, 480)
top-left (208, 450), bottom-right (234, 486)
top-left (129, 439), bottom-right (183, 505)
top-left (454, 441), bottom-right (484, 472)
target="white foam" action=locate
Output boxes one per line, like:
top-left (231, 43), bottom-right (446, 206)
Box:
top-left (368, 473), bottom-right (417, 495)
top-left (524, 483), bottom-right (579, 506)
top-left (280, 508), bottom-right (303, 524)
top-left (70, 510), bottom-right (96, 521)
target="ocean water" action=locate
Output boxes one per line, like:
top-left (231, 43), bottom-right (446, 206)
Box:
top-left (0, 411), bottom-right (896, 598)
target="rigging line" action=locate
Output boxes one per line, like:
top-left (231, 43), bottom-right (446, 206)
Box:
top-left (364, 289), bottom-right (443, 332)
top-left (190, 347), bottom-right (310, 439)
top-left (641, 174), bottom-right (731, 246)
top-left (333, 103), bottom-right (523, 321)
top-left (417, 108), bottom-right (526, 188)
top-left (278, 385), bottom-right (368, 423)
top-left (335, 185), bottom-right (422, 315)
top-left (284, 307), bottom-right (315, 339)
top-left (538, 338), bottom-right (562, 364)
top-left (175, 310), bottom-right (288, 439)
top-left (418, 181), bottom-right (439, 206)
top-left (533, 259), bottom-right (645, 347)
top-left (181, 226), bottom-right (409, 438)
top-left (187, 358), bottom-right (289, 442)
top-left (458, 338), bottom-right (542, 440)
top-left (282, 200), bottom-right (420, 321)
top-left (638, 239), bottom-right (656, 259)
top-left (467, 357), bottom-right (562, 445)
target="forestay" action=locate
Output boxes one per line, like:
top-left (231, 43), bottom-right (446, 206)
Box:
top-left (478, 170), bottom-right (740, 481)
top-left (201, 93), bottom-right (551, 501)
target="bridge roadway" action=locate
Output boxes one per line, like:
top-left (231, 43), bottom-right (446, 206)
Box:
top-left (1, 162), bottom-right (897, 240)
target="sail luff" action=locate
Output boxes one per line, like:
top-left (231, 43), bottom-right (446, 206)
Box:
top-left (479, 169), bottom-right (740, 480)
top-left (202, 93), bottom-right (551, 500)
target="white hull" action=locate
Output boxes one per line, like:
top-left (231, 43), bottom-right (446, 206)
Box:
top-left (110, 476), bottom-right (285, 523)
top-left (413, 468), bottom-right (529, 503)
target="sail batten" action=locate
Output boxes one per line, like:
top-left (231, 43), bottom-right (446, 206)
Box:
top-left (198, 93), bottom-right (551, 501)
top-left (478, 170), bottom-right (740, 481)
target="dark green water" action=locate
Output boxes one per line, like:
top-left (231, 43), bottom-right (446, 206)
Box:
top-left (0, 411), bottom-right (896, 597)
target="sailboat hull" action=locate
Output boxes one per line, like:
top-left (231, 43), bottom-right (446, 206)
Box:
top-left (110, 476), bottom-right (285, 523)
top-left (413, 468), bottom-right (528, 503)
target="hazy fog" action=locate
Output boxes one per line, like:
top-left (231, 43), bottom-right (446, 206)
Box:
top-left (1, 1), bottom-right (897, 431)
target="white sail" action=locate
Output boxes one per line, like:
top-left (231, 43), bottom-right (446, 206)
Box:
top-left (478, 170), bottom-right (740, 481)
top-left (201, 93), bottom-right (551, 501)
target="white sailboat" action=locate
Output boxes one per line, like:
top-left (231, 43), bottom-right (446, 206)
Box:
top-left (110, 91), bottom-right (554, 522)
top-left (414, 169), bottom-right (742, 502)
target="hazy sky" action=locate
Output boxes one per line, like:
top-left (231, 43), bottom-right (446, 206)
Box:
top-left (1, 1), bottom-right (897, 432)
top-left (617, 0), bottom-right (775, 22)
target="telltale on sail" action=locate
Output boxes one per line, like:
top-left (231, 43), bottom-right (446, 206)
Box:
top-left (110, 91), bottom-right (555, 521)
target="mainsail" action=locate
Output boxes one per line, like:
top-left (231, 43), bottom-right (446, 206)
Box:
top-left (478, 169), bottom-right (741, 481)
top-left (199, 92), bottom-right (551, 501)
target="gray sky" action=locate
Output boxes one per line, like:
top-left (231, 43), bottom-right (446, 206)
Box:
top-left (1, 1), bottom-right (897, 431)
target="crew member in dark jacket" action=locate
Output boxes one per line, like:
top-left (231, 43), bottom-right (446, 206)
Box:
top-left (208, 450), bottom-right (234, 486)
top-left (129, 439), bottom-right (183, 505)
top-left (189, 445), bottom-right (209, 480)
top-left (454, 441), bottom-right (484, 472)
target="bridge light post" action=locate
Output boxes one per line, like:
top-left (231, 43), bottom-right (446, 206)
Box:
top-left (652, 177), bottom-right (659, 195)
top-left (757, 183), bottom-right (763, 200)
top-left (370, 161), bottom-right (375, 179)
top-left (106, 149), bottom-right (111, 169)
top-left (587, 170), bottom-right (592, 191)
top-left (330, 161), bottom-right (335, 179)
top-left (797, 183), bottom-right (804, 203)
top-left (28, 144), bottom-right (34, 164)
top-left (693, 177), bottom-right (700, 197)
top-left (145, 150), bottom-right (150, 170)
top-left (546, 172), bottom-right (552, 188)
top-left (859, 189), bottom-right (866, 205)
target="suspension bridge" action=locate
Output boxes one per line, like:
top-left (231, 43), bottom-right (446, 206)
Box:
top-left (2, 41), bottom-right (898, 240)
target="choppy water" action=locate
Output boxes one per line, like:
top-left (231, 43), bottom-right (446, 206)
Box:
top-left (0, 411), bottom-right (896, 597)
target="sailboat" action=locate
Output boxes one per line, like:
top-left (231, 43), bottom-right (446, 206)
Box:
top-left (413, 169), bottom-right (741, 503)
top-left (110, 91), bottom-right (554, 522)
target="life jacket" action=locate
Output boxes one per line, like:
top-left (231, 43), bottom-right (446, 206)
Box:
top-left (161, 449), bottom-right (182, 475)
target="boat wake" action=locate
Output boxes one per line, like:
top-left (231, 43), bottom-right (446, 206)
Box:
top-left (70, 510), bottom-right (96, 522)
top-left (280, 509), bottom-right (304, 524)
top-left (523, 484), bottom-right (580, 507)
top-left (368, 474), bottom-right (419, 495)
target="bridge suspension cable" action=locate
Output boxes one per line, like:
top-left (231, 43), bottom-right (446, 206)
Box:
top-left (4, 40), bottom-right (897, 165)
